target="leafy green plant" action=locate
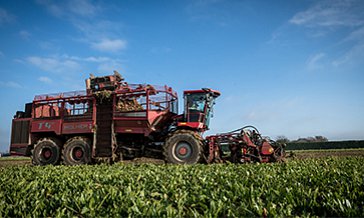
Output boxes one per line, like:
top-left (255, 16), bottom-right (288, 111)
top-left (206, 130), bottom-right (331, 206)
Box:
top-left (1, 157), bottom-right (363, 217)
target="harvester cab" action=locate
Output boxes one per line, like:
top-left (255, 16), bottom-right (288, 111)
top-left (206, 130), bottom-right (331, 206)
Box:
top-left (178, 89), bottom-right (220, 131)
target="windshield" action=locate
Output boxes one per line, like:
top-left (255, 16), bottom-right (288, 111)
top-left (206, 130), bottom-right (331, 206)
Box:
top-left (204, 94), bottom-right (217, 127)
top-left (186, 93), bottom-right (206, 112)
top-left (185, 93), bottom-right (217, 128)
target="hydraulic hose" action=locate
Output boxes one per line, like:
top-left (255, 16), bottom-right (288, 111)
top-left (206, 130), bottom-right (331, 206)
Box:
top-left (225, 125), bottom-right (260, 135)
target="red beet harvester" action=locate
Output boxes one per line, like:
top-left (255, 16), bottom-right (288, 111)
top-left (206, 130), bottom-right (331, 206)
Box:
top-left (10, 72), bottom-right (285, 165)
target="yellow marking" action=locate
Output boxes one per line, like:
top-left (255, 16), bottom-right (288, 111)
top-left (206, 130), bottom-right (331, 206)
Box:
top-left (179, 122), bottom-right (187, 125)
top-left (125, 129), bottom-right (133, 132)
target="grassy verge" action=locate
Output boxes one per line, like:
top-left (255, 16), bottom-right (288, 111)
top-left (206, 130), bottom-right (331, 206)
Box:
top-left (0, 156), bottom-right (30, 161)
top-left (0, 156), bottom-right (31, 168)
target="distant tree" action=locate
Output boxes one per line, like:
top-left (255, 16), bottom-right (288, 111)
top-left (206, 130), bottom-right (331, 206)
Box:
top-left (308, 137), bottom-right (316, 142)
top-left (293, 138), bottom-right (310, 143)
top-left (276, 135), bottom-right (290, 144)
top-left (292, 136), bottom-right (328, 143)
top-left (314, 136), bottom-right (328, 142)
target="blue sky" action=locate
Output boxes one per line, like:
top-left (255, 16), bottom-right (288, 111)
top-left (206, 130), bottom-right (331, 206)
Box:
top-left (1, 0), bottom-right (364, 152)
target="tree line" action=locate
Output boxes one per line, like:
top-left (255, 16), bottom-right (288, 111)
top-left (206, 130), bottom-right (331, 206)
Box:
top-left (276, 135), bottom-right (328, 144)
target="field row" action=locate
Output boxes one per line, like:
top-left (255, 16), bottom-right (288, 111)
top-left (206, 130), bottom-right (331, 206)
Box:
top-left (1, 157), bottom-right (363, 217)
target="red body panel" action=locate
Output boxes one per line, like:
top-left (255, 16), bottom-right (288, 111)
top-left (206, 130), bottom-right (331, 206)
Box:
top-left (148, 110), bottom-right (168, 125)
top-left (31, 119), bottom-right (62, 134)
top-left (114, 126), bottom-right (148, 134)
top-left (62, 121), bottom-right (93, 134)
top-left (114, 119), bottom-right (150, 135)
top-left (261, 141), bottom-right (274, 155)
top-left (242, 134), bottom-right (256, 148)
top-left (177, 122), bottom-right (204, 129)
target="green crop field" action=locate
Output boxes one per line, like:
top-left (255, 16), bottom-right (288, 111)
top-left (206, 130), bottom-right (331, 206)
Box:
top-left (1, 157), bottom-right (363, 217)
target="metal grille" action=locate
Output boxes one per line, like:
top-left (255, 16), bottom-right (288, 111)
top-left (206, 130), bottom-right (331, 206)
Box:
top-left (34, 90), bottom-right (87, 101)
top-left (11, 120), bottom-right (30, 144)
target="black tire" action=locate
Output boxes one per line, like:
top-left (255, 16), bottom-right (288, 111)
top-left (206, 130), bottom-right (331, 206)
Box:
top-left (32, 138), bottom-right (61, 166)
top-left (63, 137), bottom-right (92, 165)
top-left (164, 130), bottom-right (204, 164)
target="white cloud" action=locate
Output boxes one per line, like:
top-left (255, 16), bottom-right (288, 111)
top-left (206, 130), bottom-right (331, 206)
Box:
top-left (332, 43), bottom-right (364, 67)
top-left (36, 0), bottom-right (64, 17)
top-left (66, 55), bottom-right (125, 72)
top-left (60, 54), bottom-right (122, 63)
top-left (38, 76), bottom-right (53, 84)
top-left (0, 7), bottom-right (15, 24)
top-left (27, 56), bottom-right (60, 70)
top-left (289, 1), bottom-right (364, 68)
top-left (36, 0), bottom-right (98, 18)
top-left (83, 56), bottom-right (111, 62)
top-left (37, 1), bottom-right (127, 52)
top-left (19, 30), bottom-right (31, 40)
top-left (344, 26), bottom-right (364, 42)
top-left (68, 0), bottom-right (98, 16)
top-left (71, 20), bottom-right (127, 52)
top-left (97, 61), bottom-right (124, 73)
top-left (73, 55), bottom-right (125, 73)
top-left (91, 38), bottom-right (127, 52)
top-left (38, 40), bottom-right (63, 52)
top-left (26, 54), bottom-right (126, 75)
top-left (290, 0), bottom-right (364, 28)
top-left (0, 81), bottom-right (22, 88)
top-left (332, 26), bottom-right (364, 67)
top-left (26, 56), bottom-right (80, 73)
top-left (306, 53), bottom-right (326, 70)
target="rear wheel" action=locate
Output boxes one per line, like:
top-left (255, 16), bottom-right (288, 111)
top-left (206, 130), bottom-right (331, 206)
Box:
top-left (164, 130), bottom-right (204, 164)
top-left (32, 138), bottom-right (61, 166)
top-left (63, 137), bottom-right (92, 165)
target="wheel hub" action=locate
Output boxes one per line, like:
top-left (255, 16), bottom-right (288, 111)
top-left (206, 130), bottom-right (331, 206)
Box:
top-left (42, 148), bottom-right (52, 160)
top-left (72, 147), bottom-right (84, 160)
top-left (175, 142), bottom-right (192, 160)
top-left (178, 147), bottom-right (187, 155)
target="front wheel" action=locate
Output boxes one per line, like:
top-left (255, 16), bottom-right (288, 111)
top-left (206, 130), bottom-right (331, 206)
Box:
top-left (164, 130), bottom-right (204, 164)
top-left (63, 137), bottom-right (92, 165)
